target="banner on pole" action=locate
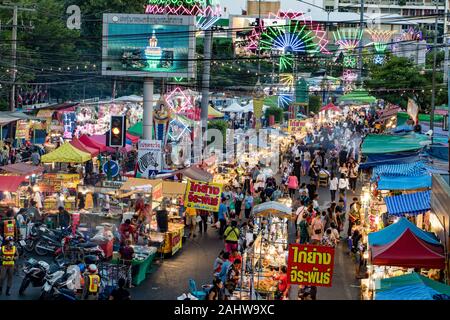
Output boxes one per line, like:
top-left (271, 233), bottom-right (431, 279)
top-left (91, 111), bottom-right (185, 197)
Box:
top-left (253, 97), bottom-right (264, 130)
top-left (287, 244), bottom-right (335, 287)
top-left (136, 140), bottom-right (162, 178)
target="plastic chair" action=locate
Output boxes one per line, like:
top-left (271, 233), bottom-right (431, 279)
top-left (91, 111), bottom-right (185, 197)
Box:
top-left (189, 279), bottom-right (207, 300)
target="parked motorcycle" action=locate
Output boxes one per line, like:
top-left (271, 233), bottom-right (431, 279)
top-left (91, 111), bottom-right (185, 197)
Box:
top-left (19, 258), bottom-right (66, 295)
top-left (39, 267), bottom-right (78, 300)
top-left (54, 236), bottom-right (105, 264)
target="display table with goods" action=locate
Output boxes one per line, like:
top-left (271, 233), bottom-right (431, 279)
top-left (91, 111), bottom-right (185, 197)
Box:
top-left (111, 245), bottom-right (158, 286)
top-left (150, 221), bottom-right (185, 257)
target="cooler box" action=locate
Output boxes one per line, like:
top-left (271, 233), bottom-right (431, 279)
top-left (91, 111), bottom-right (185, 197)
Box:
top-left (100, 239), bottom-right (114, 259)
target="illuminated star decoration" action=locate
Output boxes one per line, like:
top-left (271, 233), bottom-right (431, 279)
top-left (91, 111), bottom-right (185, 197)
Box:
top-left (280, 74), bottom-right (294, 87)
top-left (268, 10), bottom-right (330, 54)
top-left (366, 29), bottom-right (396, 53)
top-left (343, 55), bottom-right (357, 68)
top-left (259, 21), bottom-right (319, 55)
top-left (373, 54), bottom-right (384, 65)
top-left (279, 54), bottom-right (293, 72)
top-left (278, 94), bottom-right (293, 108)
top-left (341, 69), bottom-right (358, 82)
top-left (246, 19), bottom-right (265, 51)
top-left (400, 27), bottom-right (423, 41)
top-left (165, 87), bottom-right (194, 114)
top-left (333, 29), bottom-right (363, 51)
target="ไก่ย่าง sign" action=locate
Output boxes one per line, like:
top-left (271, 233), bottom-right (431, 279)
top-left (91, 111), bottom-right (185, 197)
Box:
top-left (288, 119), bottom-right (306, 133)
top-left (184, 180), bottom-right (223, 212)
top-left (287, 244), bottom-right (335, 287)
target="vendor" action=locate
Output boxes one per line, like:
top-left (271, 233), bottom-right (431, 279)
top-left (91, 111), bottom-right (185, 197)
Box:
top-left (57, 207), bottom-right (71, 229)
top-left (119, 239), bottom-right (134, 265)
top-left (119, 219), bottom-right (134, 245)
top-left (224, 258), bottom-right (241, 300)
top-left (273, 266), bottom-right (289, 300)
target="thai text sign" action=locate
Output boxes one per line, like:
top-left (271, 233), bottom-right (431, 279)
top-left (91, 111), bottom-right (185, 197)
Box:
top-left (288, 119), bottom-right (306, 133)
top-left (184, 180), bottom-right (223, 212)
top-left (287, 244), bottom-right (335, 287)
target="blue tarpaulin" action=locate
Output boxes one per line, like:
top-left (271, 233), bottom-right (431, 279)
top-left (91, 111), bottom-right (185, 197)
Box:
top-left (384, 191), bottom-right (431, 216)
top-left (368, 217), bottom-right (440, 247)
top-left (372, 162), bottom-right (428, 180)
top-left (376, 175), bottom-right (431, 190)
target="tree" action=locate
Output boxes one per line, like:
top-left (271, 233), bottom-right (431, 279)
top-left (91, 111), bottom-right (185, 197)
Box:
top-left (265, 106), bottom-right (283, 123)
top-left (308, 95), bottom-right (321, 114)
top-left (365, 56), bottom-right (432, 111)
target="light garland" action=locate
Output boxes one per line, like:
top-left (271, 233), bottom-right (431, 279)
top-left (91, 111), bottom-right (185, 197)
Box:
top-left (343, 55), bottom-right (357, 68)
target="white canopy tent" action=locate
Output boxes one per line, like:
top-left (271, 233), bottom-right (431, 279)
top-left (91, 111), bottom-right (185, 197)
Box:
top-left (243, 101), bottom-right (271, 113)
top-left (222, 102), bottom-right (245, 113)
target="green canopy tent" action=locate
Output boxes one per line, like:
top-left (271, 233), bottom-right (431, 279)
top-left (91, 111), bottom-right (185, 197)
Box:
top-left (337, 89), bottom-right (377, 104)
top-left (361, 134), bottom-right (426, 155)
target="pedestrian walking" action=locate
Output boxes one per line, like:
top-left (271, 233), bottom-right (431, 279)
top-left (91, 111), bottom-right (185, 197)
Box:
top-left (0, 237), bottom-right (18, 296)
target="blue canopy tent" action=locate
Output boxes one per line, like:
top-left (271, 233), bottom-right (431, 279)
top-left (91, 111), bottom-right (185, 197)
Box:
top-left (375, 273), bottom-right (450, 300)
top-left (372, 162), bottom-right (429, 180)
top-left (368, 217), bottom-right (441, 247)
top-left (359, 151), bottom-right (421, 169)
top-left (384, 191), bottom-right (431, 216)
top-left (376, 175), bottom-right (432, 190)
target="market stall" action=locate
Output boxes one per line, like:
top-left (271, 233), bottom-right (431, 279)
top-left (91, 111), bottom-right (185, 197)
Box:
top-left (360, 218), bottom-right (445, 300)
top-left (0, 176), bottom-right (27, 209)
top-left (236, 200), bottom-right (292, 300)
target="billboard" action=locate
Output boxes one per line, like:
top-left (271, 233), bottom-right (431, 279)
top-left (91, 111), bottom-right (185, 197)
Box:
top-left (102, 14), bottom-right (196, 78)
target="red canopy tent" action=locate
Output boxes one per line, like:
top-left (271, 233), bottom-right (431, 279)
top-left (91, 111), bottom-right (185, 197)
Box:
top-left (79, 135), bottom-right (107, 153)
top-left (126, 133), bottom-right (139, 144)
top-left (320, 103), bottom-right (341, 113)
top-left (370, 228), bottom-right (445, 269)
top-left (0, 176), bottom-right (27, 192)
top-left (70, 138), bottom-right (99, 157)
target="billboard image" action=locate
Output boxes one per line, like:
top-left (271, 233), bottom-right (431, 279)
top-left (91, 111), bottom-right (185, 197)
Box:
top-left (102, 14), bottom-right (195, 78)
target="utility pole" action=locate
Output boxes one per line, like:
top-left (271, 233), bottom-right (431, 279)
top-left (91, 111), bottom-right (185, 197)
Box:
top-left (430, 0), bottom-right (439, 140)
top-left (200, 0), bottom-right (213, 161)
top-left (444, 0), bottom-right (448, 83)
top-left (358, 0), bottom-right (365, 87)
top-left (0, 3), bottom-right (36, 111)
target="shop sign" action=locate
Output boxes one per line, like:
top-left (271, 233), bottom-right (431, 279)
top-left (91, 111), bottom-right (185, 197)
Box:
top-left (287, 244), bottom-right (335, 287)
top-left (171, 228), bottom-right (183, 255)
top-left (184, 180), bottom-right (223, 212)
top-left (288, 119), bottom-right (306, 133)
top-left (136, 140), bottom-right (162, 178)
top-left (15, 120), bottom-right (30, 140)
top-left (102, 180), bottom-right (124, 189)
top-left (152, 182), bottom-right (163, 202)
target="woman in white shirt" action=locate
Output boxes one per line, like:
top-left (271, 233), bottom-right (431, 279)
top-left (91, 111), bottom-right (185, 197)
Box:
top-left (338, 173), bottom-right (349, 198)
top-left (329, 173), bottom-right (338, 202)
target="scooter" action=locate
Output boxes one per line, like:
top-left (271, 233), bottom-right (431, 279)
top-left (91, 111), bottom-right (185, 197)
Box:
top-left (54, 236), bottom-right (105, 264)
top-left (39, 267), bottom-right (78, 300)
top-left (19, 258), bottom-right (67, 295)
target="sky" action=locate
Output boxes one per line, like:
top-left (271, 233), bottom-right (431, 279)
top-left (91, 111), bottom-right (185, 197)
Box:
top-left (219, 0), bottom-right (327, 16)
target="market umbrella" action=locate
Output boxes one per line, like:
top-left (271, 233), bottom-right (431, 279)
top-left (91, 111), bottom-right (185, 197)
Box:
top-left (253, 201), bottom-right (292, 218)
top-left (79, 134), bottom-right (108, 153)
top-left (222, 102), bottom-right (245, 113)
top-left (208, 106), bottom-right (224, 119)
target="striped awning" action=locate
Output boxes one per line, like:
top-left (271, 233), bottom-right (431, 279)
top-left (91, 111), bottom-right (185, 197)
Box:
top-left (372, 162), bottom-right (428, 179)
top-left (384, 190), bottom-right (431, 216)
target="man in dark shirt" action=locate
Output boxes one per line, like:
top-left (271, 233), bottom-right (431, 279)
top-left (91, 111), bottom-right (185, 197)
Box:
top-left (109, 278), bottom-right (130, 300)
top-left (58, 207), bottom-right (71, 229)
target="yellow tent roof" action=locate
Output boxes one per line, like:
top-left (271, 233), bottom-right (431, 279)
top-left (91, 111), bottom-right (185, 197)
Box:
top-left (208, 106), bottom-right (224, 118)
top-left (41, 142), bottom-right (91, 163)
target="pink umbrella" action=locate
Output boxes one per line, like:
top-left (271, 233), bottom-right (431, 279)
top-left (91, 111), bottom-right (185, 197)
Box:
top-left (90, 135), bottom-right (132, 153)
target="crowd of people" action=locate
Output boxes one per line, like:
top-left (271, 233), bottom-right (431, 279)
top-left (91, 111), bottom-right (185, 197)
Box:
top-left (199, 107), bottom-right (381, 300)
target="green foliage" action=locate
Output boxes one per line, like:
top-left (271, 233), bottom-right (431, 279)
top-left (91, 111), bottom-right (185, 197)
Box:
top-left (364, 56), bottom-right (447, 112)
top-left (208, 119), bottom-right (228, 147)
top-left (308, 95), bottom-right (321, 113)
top-left (264, 106), bottom-right (283, 123)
